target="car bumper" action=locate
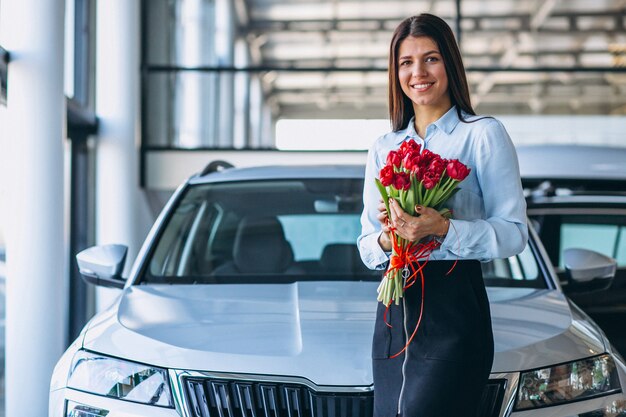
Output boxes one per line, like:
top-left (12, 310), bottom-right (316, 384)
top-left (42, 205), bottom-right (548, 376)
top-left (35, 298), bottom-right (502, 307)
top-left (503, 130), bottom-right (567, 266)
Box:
top-left (50, 351), bottom-right (626, 417)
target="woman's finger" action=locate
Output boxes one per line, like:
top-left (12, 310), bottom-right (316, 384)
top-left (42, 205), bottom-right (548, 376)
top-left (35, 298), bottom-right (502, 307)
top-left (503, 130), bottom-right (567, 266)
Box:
top-left (389, 198), bottom-right (407, 226)
top-left (375, 208), bottom-right (391, 233)
top-left (388, 198), bottom-right (400, 218)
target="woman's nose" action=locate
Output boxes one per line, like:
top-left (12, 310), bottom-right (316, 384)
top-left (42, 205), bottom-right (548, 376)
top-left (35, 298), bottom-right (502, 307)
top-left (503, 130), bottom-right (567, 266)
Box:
top-left (412, 62), bottom-right (427, 77)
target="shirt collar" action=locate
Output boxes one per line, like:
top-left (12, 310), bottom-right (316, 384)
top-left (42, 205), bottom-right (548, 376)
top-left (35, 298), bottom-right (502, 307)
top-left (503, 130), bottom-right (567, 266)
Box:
top-left (436, 105), bottom-right (462, 135)
top-left (396, 105), bottom-right (462, 144)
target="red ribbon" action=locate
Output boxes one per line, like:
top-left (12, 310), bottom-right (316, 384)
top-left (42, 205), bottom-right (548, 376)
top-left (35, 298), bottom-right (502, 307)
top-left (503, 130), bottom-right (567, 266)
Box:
top-left (382, 226), bottom-right (457, 359)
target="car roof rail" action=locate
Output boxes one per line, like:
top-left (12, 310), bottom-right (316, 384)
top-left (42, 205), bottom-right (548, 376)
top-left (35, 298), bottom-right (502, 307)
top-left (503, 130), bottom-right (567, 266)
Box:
top-left (199, 160), bottom-right (234, 176)
top-left (527, 180), bottom-right (556, 198)
top-left (523, 177), bottom-right (626, 196)
top-left (524, 180), bottom-right (626, 201)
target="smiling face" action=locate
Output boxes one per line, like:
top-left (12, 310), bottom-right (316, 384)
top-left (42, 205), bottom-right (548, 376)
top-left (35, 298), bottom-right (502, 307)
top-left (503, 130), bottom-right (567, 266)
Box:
top-left (397, 36), bottom-right (451, 115)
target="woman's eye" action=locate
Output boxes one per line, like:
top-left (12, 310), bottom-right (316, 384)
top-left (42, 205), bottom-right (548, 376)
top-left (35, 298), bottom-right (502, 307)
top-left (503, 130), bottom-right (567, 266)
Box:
top-left (425, 56), bottom-right (439, 63)
top-left (400, 60), bottom-right (411, 66)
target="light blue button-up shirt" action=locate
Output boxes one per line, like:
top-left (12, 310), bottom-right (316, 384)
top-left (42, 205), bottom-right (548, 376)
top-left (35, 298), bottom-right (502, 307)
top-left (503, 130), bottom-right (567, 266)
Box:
top-left (357, 106), bottom-right (528, 269)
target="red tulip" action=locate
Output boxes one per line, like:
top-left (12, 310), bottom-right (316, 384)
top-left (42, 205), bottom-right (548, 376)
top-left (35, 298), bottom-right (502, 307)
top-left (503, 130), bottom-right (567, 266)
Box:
top-left (411, 165), bottom-right (423, 181)
top-left (386, 150), bottom-right (402, 168)
top-left (427, 158), bottom-right (446, 176)
top-left (418, 149), bottom-right (437, 167)
top-left (399, 140), bottom-right (421, 158)
top-left (446, 160), bottom-right (471, 181)
top-left (379, 165), bottom-right (395, 186)
top-left (403, 153), bottom-right (421, 171)
top-left (392, 172), bottom-right (411, 190)
top-left (422, 171), bottom-right (440, 190)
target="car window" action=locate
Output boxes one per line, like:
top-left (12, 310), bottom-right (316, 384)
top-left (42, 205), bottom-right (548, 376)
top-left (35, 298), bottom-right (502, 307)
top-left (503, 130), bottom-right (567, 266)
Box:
top-left (279, 214), bottom-right (362, 261)
top-left (530, 214), bottom-right (626, 269)
top-left (560, 223), bottom-right (622, 268)
top-left (481, 244), bottom-right (542, 287)
top-left (618, 231), bottom-right (626, 265)
top-left (145, 179), bottom-right (376, 283)
top-left (143, 179), bottom-right (545, 288)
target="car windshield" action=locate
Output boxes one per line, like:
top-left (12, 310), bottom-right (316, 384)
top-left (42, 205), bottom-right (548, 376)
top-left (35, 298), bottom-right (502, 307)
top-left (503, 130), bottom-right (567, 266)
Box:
top-left (142, 178), bottom-right (546, 288)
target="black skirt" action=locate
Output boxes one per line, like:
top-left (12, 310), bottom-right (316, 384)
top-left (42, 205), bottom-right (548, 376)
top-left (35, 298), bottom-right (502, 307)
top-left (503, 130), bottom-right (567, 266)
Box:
top-left (372, 260), bottom-right (494, 417)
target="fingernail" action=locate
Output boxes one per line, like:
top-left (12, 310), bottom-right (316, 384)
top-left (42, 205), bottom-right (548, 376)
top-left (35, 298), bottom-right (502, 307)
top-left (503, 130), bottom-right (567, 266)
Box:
top-left (415, 205), bottom-right (422, 210)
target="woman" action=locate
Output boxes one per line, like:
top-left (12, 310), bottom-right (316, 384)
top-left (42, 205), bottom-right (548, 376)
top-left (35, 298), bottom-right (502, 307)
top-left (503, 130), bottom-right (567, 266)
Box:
top-left (357, 14), bottom-right (528, 417)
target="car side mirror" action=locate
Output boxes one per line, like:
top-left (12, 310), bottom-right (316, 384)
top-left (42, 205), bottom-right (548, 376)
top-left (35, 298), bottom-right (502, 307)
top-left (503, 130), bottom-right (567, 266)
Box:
top-left (76, 244), bottom-right (128, 289)
top-left (562, 248), bottom-right (616, 292)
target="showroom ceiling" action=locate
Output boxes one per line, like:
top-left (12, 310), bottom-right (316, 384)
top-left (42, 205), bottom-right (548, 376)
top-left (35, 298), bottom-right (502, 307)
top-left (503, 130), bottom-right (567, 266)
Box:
top-left (239, 0), bottom-right (626, 118)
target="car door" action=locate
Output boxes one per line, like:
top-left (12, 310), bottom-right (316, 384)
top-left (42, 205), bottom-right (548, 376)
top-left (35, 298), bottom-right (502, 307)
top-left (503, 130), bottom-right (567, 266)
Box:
top-left (528, 208), bottom-right (626, 355)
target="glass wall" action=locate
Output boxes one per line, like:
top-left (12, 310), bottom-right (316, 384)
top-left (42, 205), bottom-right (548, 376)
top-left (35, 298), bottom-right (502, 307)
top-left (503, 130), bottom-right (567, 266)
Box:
top-left (142, 0), bottom-right (272, 149)
top-left (142, 0), bottom-right (626, 152)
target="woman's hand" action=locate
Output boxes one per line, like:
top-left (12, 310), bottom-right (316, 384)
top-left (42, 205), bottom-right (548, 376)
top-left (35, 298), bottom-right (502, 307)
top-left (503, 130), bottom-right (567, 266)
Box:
top-left (376, 199), bottom-right (393, 251)
top-left (388, 198), bottom-right (449, 242)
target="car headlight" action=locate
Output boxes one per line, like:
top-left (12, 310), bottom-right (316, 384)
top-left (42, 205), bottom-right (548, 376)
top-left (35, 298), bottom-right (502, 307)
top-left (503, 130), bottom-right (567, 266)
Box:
top-left (67, 350), bottom-right (174, 407)
top-left (515, 354), bottom-right (621, 411)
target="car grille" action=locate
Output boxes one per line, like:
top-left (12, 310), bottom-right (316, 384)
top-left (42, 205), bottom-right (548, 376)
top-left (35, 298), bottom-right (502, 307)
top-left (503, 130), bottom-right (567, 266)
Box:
top-left (184, 377), bottom-right (506, 417)
top-left (184, 377), bottom-right (373, 417)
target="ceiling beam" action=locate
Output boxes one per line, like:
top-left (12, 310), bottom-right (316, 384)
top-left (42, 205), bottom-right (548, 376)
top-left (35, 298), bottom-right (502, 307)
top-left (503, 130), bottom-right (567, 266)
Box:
top-left (275, 96), bottom-right (626, 118)
top-left (474, 0), bottom-right (561, 106)
top-left (145, 64), bottom-right (626, 73)
top-left (273, 91), bottom-right (626, 105)
top-left (245, 9), bottom-right (625, 34)
top-left (271, 79), bottom-right (616, 95)
top-left (260, 47), bottom-right (611, 67)
top-left (530, 0), bottom-right (559, 30)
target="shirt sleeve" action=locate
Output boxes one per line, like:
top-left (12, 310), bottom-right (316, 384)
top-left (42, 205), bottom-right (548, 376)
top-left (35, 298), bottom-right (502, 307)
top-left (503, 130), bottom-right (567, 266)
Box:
top-left (357, 139), bottom-right (391, 270)
top-left (439, 119), bottom-right (528, 260)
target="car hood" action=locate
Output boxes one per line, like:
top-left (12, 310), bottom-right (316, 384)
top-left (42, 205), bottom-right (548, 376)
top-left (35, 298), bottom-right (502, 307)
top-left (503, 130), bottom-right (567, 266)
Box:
top-left (83, 282), bottom-right (606, 386)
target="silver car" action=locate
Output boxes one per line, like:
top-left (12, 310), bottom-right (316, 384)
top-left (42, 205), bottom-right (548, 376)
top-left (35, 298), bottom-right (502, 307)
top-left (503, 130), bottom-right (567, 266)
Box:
top-left (519, 144), bottom-right (626, 358)
top-left (49, 164), bottom-right (626, 417)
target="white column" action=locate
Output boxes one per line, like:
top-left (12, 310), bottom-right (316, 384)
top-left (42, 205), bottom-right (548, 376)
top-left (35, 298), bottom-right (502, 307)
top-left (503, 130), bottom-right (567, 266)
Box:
top-left (175, 0), bottom-right (208, 148)
top-left (216, 0), bottom-right (235, 147)
top-left (261, 102), bottom-right (275, 148)
top-left (0, 0), bottom-right (68, 416)
top-left (249, 75), bottom-right (262, 147)
top-left (233, 39), bottom-right (250, 148)
top-left (95, 0), bottom-right (142, 310)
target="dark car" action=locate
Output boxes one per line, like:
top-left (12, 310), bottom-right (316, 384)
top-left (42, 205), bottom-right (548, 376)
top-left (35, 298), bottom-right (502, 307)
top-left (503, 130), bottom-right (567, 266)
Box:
top-left (520, 144), bottom-right (626, 355)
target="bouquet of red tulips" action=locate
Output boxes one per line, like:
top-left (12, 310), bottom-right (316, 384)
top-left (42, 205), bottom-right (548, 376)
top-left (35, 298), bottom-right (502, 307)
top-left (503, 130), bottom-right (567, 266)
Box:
top-left (375, 140), bottom-right (471, 307)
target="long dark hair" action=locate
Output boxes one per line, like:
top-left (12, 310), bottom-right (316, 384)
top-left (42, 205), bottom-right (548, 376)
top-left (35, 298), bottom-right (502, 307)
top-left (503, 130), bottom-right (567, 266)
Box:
top-left (388, 14), bottom-right (476, 131)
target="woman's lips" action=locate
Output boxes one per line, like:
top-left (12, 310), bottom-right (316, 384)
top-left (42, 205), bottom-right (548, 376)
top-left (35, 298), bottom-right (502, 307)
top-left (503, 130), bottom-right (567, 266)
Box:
top-left (410, 82), bottom-right (434, 92)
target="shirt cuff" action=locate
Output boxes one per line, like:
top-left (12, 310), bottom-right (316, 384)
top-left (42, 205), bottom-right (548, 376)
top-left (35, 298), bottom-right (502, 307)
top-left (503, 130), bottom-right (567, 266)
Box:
top-left (439, 219), bottom-right (466, 255)
top-left (360, 232), bottom-right (390, 270)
